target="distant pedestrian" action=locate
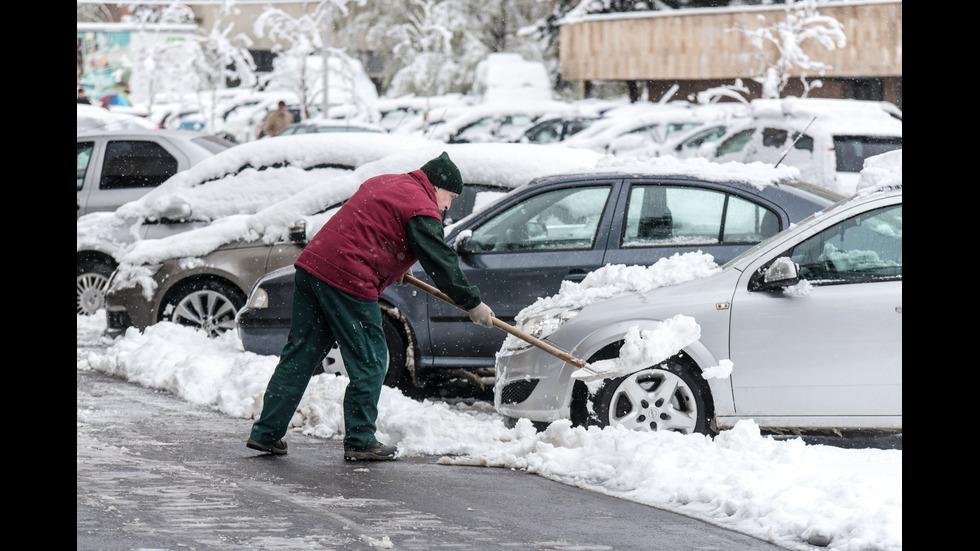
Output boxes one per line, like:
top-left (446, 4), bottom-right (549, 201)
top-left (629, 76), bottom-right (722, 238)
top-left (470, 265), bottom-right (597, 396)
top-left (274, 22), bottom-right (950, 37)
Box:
top-left (77, 88), bottom-right (90, 104)
top-left (262, 101), bottom-right (294, 137)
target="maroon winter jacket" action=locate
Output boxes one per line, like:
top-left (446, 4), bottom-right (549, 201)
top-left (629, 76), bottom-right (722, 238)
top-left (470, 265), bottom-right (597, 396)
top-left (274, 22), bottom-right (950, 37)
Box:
top-left (295, 170), bottom-right (442, 300)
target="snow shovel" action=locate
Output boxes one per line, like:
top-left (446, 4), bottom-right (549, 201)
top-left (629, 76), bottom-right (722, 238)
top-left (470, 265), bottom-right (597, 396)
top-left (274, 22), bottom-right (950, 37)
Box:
top-left (402, 274), bottom-right (592, 371)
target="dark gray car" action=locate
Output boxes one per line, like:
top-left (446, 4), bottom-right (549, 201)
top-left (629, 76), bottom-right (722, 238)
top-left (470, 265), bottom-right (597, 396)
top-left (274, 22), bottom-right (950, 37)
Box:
top-left (238, 163), bottom-right (841, 394)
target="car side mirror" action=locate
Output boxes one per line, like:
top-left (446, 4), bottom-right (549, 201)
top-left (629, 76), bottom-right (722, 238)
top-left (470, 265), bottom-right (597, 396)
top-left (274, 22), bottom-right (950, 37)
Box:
top-left (289, 219), bottom-right (307, 244)
top-left (750, 256), bottom-right (800, 291)
top-left (159, 200), bottom-right (192, 222)
top-left (452, 230), bottom-right (473, 254)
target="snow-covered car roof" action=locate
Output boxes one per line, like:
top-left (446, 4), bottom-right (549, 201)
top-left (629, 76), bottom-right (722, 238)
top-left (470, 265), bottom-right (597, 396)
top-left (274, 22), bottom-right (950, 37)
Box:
top-left (77, 133), bottom-right (432, 259)
top-left (77, 103), bottom-right (157, 132)
top-left (112, 133), bottom-right (430, 222)
top-left (425, 101), bottom-right (589, 142)
top-left (855, 149), bottom-right (902, 191)
top-left (561, 102), bottom-right (750, 152)
top-left (116, 142), bottom-right (608, 266)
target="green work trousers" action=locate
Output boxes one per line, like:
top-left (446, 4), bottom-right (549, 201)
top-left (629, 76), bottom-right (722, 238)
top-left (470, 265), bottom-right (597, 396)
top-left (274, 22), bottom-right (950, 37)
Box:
top-left (249, 267), bottom-right (387, 450)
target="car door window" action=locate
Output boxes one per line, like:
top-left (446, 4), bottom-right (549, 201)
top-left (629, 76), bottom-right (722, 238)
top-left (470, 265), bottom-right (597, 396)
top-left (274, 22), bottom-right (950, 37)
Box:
top-left (99, 140), bottom-right (179, 190)
top-left (566, 118), bottom-right (595, 136)
top-left (622, 185), bottom-right (780, 247)
top-left (469, 185), bottom-right (612, 252)
top-left (789, 204), bottom-right (902, 282)
top-left (680, 125), bottom-right (726, 151)
top-left (714, 128), bottom-right (755, 156)
top-left (444, 184), bottom-right (507, 226)
top-left (497, 115), bottom-right (536, 141)
top-left (722, 195), bottom-right (782, 243)
top-left (77, 141), bottom-right (94, 191)
top-left (762, 128), bottom-right (788, 148)
top-left (525, 121), bottom-right (562, 143)
top-left (454, 117), bottom-right (496, 143)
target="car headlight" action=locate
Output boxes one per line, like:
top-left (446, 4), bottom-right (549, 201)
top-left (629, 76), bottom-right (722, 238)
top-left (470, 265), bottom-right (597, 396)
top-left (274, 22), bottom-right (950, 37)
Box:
top-left (519, 307), bottom-right (582, 340)
top-left (246, 286), bottom-right (269, 309)
top-left (501, 307), bottom-right (581, 354)
top-left (108, 262), bottom-right (164, 292)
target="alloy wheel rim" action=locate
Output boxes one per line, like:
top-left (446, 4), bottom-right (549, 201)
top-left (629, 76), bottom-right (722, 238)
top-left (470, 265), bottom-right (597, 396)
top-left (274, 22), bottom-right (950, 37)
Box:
top-left (77, 273), bottom-right (108, 315)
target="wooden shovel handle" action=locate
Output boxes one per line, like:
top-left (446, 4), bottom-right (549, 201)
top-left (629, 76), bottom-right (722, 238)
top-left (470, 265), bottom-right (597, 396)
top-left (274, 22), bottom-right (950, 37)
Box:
top-left (403, 274), bottom-right (588, 369)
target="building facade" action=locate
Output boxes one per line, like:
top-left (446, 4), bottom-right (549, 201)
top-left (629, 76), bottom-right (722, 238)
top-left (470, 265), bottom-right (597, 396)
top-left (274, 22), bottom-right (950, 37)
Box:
top-left (558, 1), bottom-right (902, 108)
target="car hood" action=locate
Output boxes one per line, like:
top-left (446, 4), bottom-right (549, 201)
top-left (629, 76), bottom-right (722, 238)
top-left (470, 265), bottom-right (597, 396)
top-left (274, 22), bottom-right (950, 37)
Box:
top-left (535, 264), bottom-right (744, 359)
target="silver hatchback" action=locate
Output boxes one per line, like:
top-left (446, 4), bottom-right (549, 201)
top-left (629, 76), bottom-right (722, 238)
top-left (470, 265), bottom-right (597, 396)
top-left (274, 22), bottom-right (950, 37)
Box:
top-left (495, 178), bottom-right (902, 435)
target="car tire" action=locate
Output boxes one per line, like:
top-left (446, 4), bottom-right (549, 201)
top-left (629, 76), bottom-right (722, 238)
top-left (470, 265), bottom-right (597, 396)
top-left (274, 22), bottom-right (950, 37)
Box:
top-left (589, 357), bottom-right (714, 435)
top-left (315, 315), bottom-right (409, 391)
top-left (160, 279), bottom-right (245, 338)
top-left (77, 258), bottom-right (116, 315)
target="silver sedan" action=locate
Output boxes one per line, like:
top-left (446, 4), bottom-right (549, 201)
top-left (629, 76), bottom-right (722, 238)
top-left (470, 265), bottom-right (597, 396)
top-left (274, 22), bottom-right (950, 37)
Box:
top-left (495, 183), bottom-right (902, 435)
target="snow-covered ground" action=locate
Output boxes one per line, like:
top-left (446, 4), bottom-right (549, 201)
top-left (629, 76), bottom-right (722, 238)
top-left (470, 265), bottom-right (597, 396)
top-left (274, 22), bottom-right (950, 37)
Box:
top-left (77, 309), bottom-right (900, 551)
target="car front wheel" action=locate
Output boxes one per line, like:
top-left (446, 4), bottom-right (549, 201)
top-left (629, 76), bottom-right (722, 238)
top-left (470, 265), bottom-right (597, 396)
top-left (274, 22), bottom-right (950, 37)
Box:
top-left (590, 358), bottom-right (713, 435)
top-left (77, 258), bottom-right (116, 315)
top-left (160, 279), bottom-right (245, 338)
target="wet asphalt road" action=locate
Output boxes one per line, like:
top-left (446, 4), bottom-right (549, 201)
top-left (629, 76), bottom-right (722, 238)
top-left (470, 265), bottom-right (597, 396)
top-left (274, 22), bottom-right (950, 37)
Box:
top-left (77, 369), bottom-right (793, 551)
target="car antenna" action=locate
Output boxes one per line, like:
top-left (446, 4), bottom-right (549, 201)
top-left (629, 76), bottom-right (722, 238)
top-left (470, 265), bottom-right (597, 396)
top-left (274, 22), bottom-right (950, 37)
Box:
top-left (775, 116), bottom-right (817, 168)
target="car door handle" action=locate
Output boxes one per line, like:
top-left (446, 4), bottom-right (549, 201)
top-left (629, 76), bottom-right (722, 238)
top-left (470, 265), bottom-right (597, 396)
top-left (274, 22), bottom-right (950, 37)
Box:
top-left (564, 269), bottom-right (587, 282)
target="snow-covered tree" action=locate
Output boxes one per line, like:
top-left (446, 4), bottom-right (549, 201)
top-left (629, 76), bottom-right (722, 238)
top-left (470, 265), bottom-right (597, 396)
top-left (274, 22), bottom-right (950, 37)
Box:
top-left (254, 0), bottom-right (367, 119)
top-left (126, 1), bottom-right (257, 129)
top-left (76, 2), bottom-right (113, 23)
top-left (126, 2), bottom-right (199, 115)
top-left (386, 0), bottom-right (466, 97)
top-left (730, 0), bottom-right (846, 99)
top-left (180, 0), bottom-right (258, 128)
top-left (691, 78), bottom-right (751, 105)
top-left (379, 0), bottom-right (550, 98)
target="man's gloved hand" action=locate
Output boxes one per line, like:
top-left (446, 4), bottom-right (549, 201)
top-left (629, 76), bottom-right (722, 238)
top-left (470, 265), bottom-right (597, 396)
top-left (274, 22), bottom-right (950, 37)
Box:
top-left (397, 267), bottom-right (413, 285)
top-left (467, 302), bottom-right (495, 328)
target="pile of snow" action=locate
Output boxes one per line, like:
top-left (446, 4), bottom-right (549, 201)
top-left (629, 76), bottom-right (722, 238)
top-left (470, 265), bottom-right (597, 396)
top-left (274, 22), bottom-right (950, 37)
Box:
top-left (76, 311), bottom-right (901, 551)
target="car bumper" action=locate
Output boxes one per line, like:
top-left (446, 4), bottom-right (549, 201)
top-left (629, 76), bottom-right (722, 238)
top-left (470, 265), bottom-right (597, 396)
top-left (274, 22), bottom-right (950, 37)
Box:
top-left (493, 343), bottom-right (580, 424)
top-left (237, 308), bottom-right (290, 356)
top-left (104, 280), bottom-right (158, 333)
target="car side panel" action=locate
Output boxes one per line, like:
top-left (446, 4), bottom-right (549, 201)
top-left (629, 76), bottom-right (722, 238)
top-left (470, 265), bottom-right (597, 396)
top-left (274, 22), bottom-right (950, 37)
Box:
top-left (729, 278), bottom-right (901, 418)
top-left (425, 248), bottom-right (609, 366)
top-left (417, 180), bottom-right (620, 368)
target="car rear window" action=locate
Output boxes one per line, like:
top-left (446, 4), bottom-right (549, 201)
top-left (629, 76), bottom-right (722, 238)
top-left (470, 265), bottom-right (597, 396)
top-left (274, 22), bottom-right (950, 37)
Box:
top-left (833, 136), bottom-right (902, 172)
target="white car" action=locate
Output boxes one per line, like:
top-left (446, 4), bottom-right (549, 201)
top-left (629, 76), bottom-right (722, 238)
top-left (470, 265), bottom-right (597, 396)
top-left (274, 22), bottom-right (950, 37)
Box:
top-left (561, 102), bottom-right (748, 158)
top-left (495, 151), bottom-right (902, 435)
top-left (704, 97), bottom-right (902, 195)
top-left (427, 101), bottom-right (587, 144)
top-left (77, 129), bottom-right (233, 219)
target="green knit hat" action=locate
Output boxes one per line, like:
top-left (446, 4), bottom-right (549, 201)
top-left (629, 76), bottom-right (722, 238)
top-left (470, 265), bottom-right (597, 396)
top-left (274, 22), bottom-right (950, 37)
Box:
top-left (420, 151), bottom-right (463, 195)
